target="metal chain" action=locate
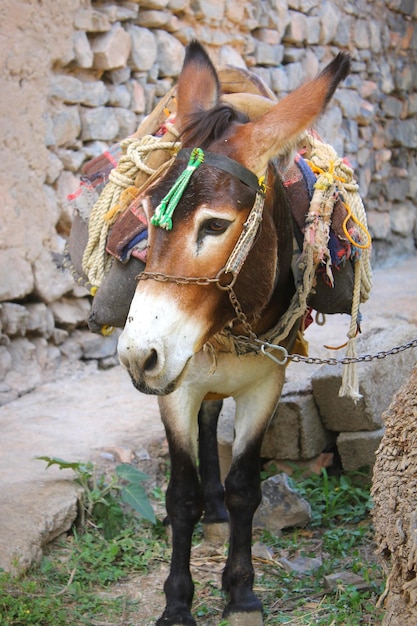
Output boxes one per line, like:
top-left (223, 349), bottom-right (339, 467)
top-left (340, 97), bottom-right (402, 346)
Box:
top-left (288, 338), bottom-right (417, 366)
top-left (137, 271), bottom-right (219, 286)
top-left (136, 271), bottom-right (417, 366)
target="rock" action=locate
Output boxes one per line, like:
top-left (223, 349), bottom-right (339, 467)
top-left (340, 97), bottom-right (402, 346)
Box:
top-left (283, 11), bottom-right (308, 44)
top-left (337, 429), bottom-right (384, 472)
top-left (108, 84), bottom-right (131, 108)
top-left (127, 25), bottom-right (158, 71)
top-left (252, 541), bottom-right (275, 561)
top-left (113, 107), bottom-right (138, 138)
top-left (192, 0), bottom-right (225, 21)
top-left (80, 106), bottom-right (119, 141)
top-left (80, 81), bottom-right (109, 107)
top-left (0, 303), bottom-right (31, 337)
top-left (49, 297), bottom-right (91, 329)
top-left (74, 8), bottom-right (112, 32)
top-left (262, 391), bottom-right (334, 461)
top-left (99, 3), bottom-right (139, 22)
top-left (324, 570), bottom-right (372, 591)
top-left (72, 328), bottom-right (120, 360)
top-left (73, 30), bottom-right (93, 68)
top-left (254, 41), bottom-right (284, 66)
top-left (130, 81), bottom-right (147, 114)
top-left (279, 555), bottom-right (322, 574)
top-left (154, 29), bottom-right (184, 77)
top-left (137, 10), bottom-right (172, 29)
top-left (51, 106), bottom-right (81, 147)
top-left (26, 304), bottom-right (55, 338)
top-left (253, 474), bottom-right (312, 531)
top-left (91, 22), bottom-right (132, 71)
top-left (33, 248), bottom-right (74, 304)
top-left (318, 0), bottom-right (341, 44)
top-left (49, 75), bottom-right (84, 103)
top-left (0, 481), bottom-right (78, 575)
top-left (312, 325), bottom-right (417, 433)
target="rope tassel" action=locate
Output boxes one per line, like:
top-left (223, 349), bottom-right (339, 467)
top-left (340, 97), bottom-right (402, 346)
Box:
top-left (151, 148), bottom-right (205, 230)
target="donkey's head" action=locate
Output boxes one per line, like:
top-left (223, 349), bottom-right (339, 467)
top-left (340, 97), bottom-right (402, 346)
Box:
top-left (118, 41), bottom-right (350, 395)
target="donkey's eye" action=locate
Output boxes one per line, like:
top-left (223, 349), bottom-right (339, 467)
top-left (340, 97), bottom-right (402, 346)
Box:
top-left (201, 218), bottom-right (230, 236)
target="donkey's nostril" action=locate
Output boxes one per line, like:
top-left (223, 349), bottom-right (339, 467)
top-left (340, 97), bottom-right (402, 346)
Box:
top-left (144, 348), bottom-right (158, 372)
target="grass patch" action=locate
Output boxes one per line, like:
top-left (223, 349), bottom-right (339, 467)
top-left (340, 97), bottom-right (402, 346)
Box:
top-left (0, 466), bottom-right (384, 625)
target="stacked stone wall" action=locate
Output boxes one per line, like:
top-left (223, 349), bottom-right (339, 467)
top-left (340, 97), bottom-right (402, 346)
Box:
top-left (0, 0), bottom-right (416, 404)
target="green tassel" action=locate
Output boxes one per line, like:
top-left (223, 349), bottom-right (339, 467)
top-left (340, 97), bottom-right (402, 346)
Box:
top-left (151, 148), bottom-right (205, 230)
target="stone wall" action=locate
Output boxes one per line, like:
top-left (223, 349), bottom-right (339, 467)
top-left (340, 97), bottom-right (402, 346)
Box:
top-left (0, 0), bottom-right (416, 404)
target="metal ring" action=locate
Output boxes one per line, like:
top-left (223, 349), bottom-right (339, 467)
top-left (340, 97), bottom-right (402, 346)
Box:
top-left (215, 268), bottom-right (237, 290)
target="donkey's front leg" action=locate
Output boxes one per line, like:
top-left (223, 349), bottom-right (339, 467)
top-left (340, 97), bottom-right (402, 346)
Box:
top-left (222, 374), bottom-right (285, 626)
top-left (157, 396), bottom-right (203, 626)
top-left (222, 436), bottom-right (264, 625)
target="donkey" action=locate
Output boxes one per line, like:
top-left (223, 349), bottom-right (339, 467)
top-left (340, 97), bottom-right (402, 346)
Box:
top-left (118, 41), bottom-right (350, 625)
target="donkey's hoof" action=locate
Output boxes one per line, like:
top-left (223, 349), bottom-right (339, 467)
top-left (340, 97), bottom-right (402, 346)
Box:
top-left (203, 521), bottom-right (229, 544)
top-left (156, 610), bottom-right (196, 626)
top-left (223, 610), bottom-right (263, 626)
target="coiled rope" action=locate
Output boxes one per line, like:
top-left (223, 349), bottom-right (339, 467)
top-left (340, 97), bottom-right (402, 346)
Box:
top-left (82, 131), bottom-right (181, 288)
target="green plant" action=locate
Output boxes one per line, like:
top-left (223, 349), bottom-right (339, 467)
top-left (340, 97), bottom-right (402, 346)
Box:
top-left (292, 468), bottom-right (372, 527)
top-left (36, 457), bottom-right (155, 538)
top-left (0, 517), bottom-right (169, 626)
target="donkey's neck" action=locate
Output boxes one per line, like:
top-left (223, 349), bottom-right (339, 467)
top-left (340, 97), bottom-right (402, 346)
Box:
top-left (251, 172), bottom-right (296, 337)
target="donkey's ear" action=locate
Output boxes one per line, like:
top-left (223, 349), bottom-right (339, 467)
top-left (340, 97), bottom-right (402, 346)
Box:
top-left (230, 53), bottom-right (351, 178)
top-left (175, 41), bottom-right (220, 131)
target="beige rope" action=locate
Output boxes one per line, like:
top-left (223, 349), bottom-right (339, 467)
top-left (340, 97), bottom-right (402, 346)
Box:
top-left (262, 131), bottom-right (372, 400)
top-left (302, 131), bottom-right (372, 399)
top-left (82, 134), bottom-right (181, 288)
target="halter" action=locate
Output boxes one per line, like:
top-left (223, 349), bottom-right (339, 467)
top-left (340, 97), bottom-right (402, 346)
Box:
top-left (138, 148), bottom-right (287, 360)
top-left (149, 147), bottom-right (267, 281)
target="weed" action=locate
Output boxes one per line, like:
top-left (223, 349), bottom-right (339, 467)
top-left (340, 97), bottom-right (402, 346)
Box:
top-left (292, 467), bottom-right (372, 527)
top-left (36, 456), bottom-right (155, 537)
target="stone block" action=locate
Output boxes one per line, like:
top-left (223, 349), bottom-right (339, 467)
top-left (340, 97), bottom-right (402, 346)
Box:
top-left (49, 298), bottom-right (91, 329)
top-left (26, 304), bottom-right (55, 339)
top-left (33, 248), bottom-right (74, 304)
top-left (192, 0), bottom-right (225, 21)
top-left (108, 84), bottom-right (131, 108)
top-left (80, 81), bottom-right (109, 107)
top-left (337, 429), bottom-right (384, 472)
top-left (74, 8), bottom-right (112, 32)
top-left (0, 249), bottom-right (34, 302)
top-left (113, 108), bottom-right (137, 139)
top-left (254, 41), bottom-right (284, 66)
top-left (155, 29), bottom-right (185, 77)
top-left (137, 10), bottom-right (172, 29)
top-left (391, 204), bottom-right (416, 237)
top-left (91, 22), bottom-right (132, 71)
top-left (73, 30), bottom-right (93, 68)
top-left (262, 392), bottom-right (334, 461)
top-left (49, 75), bottom-right (84, 103)
top-left (318, 0), bottom-right (341, 44)
top-left (283, 11), bottom-right (307, 45)
top-left (80, 106), bottom-right (119, 141)
top-left (0, 303), bottom-right (30, 337)
top-left (367, 210), bottom-right (391, 240)
top-left (127, 25), bottom-right (157, 71)
top-left (51, 106), bottom-right (81, 147)
top-left (312, 325), bottom-right (417, 433)
top-left (72, 329), bottom-right (120, 360)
